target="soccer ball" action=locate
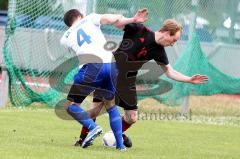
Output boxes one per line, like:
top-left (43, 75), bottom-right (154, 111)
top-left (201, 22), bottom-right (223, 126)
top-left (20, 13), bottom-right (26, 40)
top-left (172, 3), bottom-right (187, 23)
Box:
top-left (102, 131), bottom-right (116, 147)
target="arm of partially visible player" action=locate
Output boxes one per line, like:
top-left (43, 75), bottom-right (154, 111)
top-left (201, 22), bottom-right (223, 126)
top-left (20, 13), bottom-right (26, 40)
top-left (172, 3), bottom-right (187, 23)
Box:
top-left (100, 8), bottom-right (148, 29)
top-left (162, 64), bottom-right (208, 84)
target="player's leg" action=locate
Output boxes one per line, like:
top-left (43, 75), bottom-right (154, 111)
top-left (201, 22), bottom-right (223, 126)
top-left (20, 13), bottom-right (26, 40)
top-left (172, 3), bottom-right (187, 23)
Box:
top-left (122, 109), bottom-right (138, 128)
top-left (66, 64), bottom-right (104, 148)
top-left (66, 88), bottom-right (100, 135)
top-left (115, 96), bottom-right (136, 148)
top-left (75, 97), bottom-right (104, 146)
top-left (81, 98), bottom-right (104, 139)
top-left (115, 71), bottom-right (138, 148)
top-left (101, 63), bottom-right (125, 150)
top-left (66, 93), bottom-right (103, 148)
top-left (104, 99), bottom-right (125, 150)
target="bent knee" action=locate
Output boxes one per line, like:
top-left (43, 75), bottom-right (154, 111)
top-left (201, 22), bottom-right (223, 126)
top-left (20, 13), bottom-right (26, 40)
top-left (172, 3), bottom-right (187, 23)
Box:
top-left (127, 118), bottom-right (137, 124)
top-left (124, 111), bottom-right (138, 124)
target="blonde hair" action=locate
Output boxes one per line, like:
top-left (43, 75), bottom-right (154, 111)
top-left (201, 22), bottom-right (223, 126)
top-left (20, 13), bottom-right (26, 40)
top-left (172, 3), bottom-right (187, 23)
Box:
top-left (159, 19), bottom-right (183, 36)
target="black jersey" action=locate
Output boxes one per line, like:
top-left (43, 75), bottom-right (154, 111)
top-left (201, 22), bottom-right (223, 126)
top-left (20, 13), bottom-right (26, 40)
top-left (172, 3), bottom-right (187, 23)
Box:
top-left (114, 23), bottom-right (169, 68)
top-left (114, 23), bottom-right (170, 110)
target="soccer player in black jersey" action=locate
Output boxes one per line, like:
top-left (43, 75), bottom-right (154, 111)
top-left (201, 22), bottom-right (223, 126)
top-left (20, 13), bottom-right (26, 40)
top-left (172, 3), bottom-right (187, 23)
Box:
top-left (113, 19), bottom-right (208, 144)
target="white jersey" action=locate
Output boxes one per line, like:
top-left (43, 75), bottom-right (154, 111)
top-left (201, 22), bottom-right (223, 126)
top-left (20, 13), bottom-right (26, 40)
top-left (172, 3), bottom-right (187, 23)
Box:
top-left (60, 13), bottom-right (114, 63)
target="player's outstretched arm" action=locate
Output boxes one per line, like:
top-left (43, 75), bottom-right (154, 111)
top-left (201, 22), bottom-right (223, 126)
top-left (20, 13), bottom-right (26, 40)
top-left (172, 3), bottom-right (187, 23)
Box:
top-left (163, 64), bottom-right (208, 84)
top-left (100, 8), bottom-right (148, 29)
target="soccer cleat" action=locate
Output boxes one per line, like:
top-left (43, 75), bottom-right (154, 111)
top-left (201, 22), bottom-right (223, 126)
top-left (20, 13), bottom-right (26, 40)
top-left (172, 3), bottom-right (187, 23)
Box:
top-left (82, 125), bottom-right (103, 148)
top-left (74, 138), bottom-right (83, 146)
top-left (116, 147), bottom-right (127, 152)
top-left (74, 138), bottom-right (93, 147)
top-left (123, 133), bottom-right (132, 148)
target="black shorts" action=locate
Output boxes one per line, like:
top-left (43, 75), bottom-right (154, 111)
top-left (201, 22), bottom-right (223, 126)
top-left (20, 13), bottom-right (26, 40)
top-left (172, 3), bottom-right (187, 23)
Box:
top-left (115, 71), bottom-right (138, 110)
top-left (92, 94), bottom-right (138, 110)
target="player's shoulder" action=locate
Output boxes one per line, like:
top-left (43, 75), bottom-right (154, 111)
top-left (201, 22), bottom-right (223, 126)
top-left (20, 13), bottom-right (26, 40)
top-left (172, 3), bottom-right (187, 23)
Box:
top-left (84, 13), bottom-right (95, 19)
top-left (125, 23), bottom-right (144, 29)
top-left (87, 13), bottom-right (100, 17)
top-left (124, 23), bottom-right (143, 34)
top-left (124, 23), bottom-right (153, 34)
top-left (85, 13), bottom-right (102, 26)
top-left (85, 13), bottom-right (103, 21)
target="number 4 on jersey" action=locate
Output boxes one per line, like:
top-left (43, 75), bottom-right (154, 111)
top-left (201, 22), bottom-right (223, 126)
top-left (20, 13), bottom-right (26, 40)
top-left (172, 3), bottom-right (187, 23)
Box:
top-left (77, 29), bottom-right (92, 47)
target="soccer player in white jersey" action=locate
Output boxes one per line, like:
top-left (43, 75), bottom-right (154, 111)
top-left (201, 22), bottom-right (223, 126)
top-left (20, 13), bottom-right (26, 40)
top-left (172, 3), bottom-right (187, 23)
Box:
top-left (60, 9), bottom-right (148, 150)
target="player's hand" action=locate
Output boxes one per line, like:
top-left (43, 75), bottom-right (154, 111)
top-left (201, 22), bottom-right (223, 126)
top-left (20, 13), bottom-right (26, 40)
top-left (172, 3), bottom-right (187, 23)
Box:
top-left (133, 8), bottom-right (148, 23)
top-left (189, 74), bottom-right (208, 84)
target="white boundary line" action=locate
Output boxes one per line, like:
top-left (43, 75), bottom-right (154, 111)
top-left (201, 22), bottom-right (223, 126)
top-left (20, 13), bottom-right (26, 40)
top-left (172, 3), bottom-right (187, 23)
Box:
top-left (0, 78), bottom-right (50, 88)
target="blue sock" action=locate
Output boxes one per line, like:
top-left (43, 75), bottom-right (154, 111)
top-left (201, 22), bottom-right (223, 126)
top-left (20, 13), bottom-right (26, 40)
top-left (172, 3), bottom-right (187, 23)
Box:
top-left (67, 104), bottom-right (96, 131)
top-left (107, 105), bottom-right (124, 149)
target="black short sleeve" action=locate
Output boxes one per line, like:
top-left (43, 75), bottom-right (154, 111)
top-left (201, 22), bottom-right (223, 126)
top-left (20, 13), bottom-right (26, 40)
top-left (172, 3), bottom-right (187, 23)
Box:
top-left (152, 48), bottom-right (169, 65)
top-left (124, 23), bottom-right (143, 34)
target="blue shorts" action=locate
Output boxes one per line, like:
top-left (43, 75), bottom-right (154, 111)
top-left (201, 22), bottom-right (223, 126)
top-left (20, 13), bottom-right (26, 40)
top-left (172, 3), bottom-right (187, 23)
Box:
top-left (67, 63), bottom-right (117, 103)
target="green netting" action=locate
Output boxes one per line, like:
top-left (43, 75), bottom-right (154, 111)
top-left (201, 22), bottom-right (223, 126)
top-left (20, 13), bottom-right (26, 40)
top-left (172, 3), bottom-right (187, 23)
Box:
top-left (154, 32), bottom-right (240, 105)
top-left (2, 0), bottom-right (240, 107)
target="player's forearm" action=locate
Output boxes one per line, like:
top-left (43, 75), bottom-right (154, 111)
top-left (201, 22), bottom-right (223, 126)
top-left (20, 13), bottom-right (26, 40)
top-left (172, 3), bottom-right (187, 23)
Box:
top-left (166, 69), bottom-right (191, 83)
top-left (114, 17), bottom-right (136, 28)
top-left (100, 14), bottom-right (135, 29)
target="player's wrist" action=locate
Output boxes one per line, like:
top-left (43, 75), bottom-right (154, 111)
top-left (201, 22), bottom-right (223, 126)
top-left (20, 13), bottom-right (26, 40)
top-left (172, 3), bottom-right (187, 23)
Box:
top-left (186, 77), bottom-right (192, 83)
top-left (131, 17), bottom-right (138, 23)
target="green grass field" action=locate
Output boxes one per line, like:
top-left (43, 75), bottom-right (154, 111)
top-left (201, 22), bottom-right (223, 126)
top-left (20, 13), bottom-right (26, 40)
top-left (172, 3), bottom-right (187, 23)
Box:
top-left (0, 106), bottom-right (240, 159)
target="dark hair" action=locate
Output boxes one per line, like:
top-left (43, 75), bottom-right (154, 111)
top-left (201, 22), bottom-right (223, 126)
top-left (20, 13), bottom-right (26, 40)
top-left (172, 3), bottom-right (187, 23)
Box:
top-left (63, 9), bottom-right (83, 27)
